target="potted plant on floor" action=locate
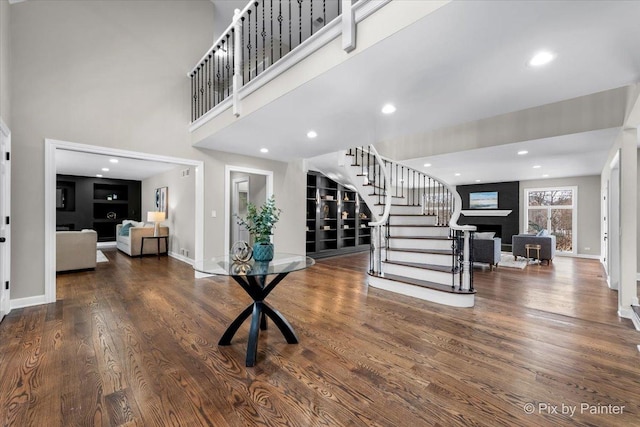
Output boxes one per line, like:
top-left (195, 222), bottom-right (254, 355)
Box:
top-left (235, 195), bottom-right (281, 262)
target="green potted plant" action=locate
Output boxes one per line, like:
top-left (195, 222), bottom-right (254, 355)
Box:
top-left (235, 195), bottom-right (281, 261)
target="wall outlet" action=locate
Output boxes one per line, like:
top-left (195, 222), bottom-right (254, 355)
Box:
top-left (211, 210), bottom-right (217, 218)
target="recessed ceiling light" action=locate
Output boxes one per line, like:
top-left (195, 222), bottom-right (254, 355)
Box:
top-left (381, 103), bottom-right (396, 114)
top-left (532, 165), bottom-right (541, 169)
top-left (101, 167), bottom-right (109, 172)
top-left (423, 163), bottom-right (432, 168)
top-left (542, 174), bottom-right (549, 178)
top-left (528, 50), bottom-right (555, 67)
top-left (517, 150), bottom-right (528, 155)
top-left (109, 158), bottom-right (119, 163)
top-left (96, 174), bottom-right (103, 178)
top-left (454, 173), bottom-right (461, 177)
top-left (475, 179), bottom-right (481, 183)
top-left (307, 130), bottom-right (318, 139)
top-left (260, 148), bottom-right (269, 153)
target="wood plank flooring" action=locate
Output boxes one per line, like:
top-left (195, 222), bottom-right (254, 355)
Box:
top-left (1, 250), bottom-right (639, 426)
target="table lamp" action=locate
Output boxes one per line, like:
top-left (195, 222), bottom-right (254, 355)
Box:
top-left (147, 211), bottom-right (166, 237)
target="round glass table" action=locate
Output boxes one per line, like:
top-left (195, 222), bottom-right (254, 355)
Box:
top-left (194, 253), bottom-right (315, 367)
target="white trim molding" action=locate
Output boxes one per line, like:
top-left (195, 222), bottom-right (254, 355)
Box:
top-left (11, 295), bottom-right (47, 310)
top-left (461, 210), bottom-right (512, 217)
top-left (44, 139), bottom-right (205, 305)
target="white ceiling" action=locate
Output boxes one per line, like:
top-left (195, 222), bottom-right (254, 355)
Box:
top-left (56, 150), bottom-right (180, 181)
top-left (201, 0), bottom-right (640, 183)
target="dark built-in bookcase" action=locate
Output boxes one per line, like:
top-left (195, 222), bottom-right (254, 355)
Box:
top-left (306, 172), bottom-right (371, 258)
top-left (56, 175), bottom-right (141, 242)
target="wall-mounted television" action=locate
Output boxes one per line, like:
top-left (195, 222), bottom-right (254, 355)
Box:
top-left (469, 191), bottom-right (498, 209)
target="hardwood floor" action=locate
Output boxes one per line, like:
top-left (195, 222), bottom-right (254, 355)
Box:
top-left (1, 250), bottom-right (639, 426)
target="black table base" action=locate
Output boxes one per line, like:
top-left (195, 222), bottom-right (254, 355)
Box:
top-left (218, 272), bottom-right (298, 367)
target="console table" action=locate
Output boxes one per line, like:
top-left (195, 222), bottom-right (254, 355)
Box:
top-left (193, 253), bottom-right (315, 366)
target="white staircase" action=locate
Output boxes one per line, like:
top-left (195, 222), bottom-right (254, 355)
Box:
top-left (307, 147), bottom-right (475, 308)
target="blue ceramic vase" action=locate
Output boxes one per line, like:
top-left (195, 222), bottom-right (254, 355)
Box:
top-left (253, 242), bottom-right (274, 262)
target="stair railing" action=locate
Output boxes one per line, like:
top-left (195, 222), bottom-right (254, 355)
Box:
top-left (348, 145), bottom-right (476, 291)
top-left (189, 0), bottom-right (347, 122)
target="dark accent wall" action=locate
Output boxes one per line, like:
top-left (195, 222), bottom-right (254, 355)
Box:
top-left (457, 181), bottom-right (519, 250)
top-left (56, 175), bottom-right (141, 241)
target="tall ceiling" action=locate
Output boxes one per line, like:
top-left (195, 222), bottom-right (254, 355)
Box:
top-left (202, 0), bottom-right (640, 184)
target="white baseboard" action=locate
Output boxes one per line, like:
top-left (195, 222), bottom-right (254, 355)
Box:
top-left (618, 307), bottom-right (633, 319)
top-left (97, 241), bottom-right (116, 249)
top-left (168, 251), bottom-right (194, 266)
top-left (556, 253), bottom-right (601, 260)
top-left (11, 294), bottom-right (48, 310)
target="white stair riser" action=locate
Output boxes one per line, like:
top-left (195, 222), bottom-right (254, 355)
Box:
top-left (385, 205), bottom-right (425, 215)
top-left (389, 215), bottom-right (438, 226)
top-left (382, 262), bottom-right (458, 285)
top-left (384, 250), bottom-right (452, 266)
top-left (368, 276), bottom-right (474, 308)
top-left (388, 226), bottom-right (450, 238)
top-left (388, 238), bottom-right (453, 251)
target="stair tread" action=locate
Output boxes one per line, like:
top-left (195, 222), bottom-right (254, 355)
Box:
top-left (389, 214), bottom-right (435, 217)
top-left (384, 260), bottom-right (459, 273)
top-left (389, 236), bottom-right (452, 240)
top-left (389, 224), bottom-right (449, 228)
top-left (386, 248), bottom-right (453, 255)
top-left (369, 272), bottom-right (474, 294)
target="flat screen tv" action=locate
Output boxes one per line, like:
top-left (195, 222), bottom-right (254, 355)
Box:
top-left (469, 191), bottom-right (498, 209)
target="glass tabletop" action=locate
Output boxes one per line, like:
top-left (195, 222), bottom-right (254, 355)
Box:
top-left (193, 253), bottom-right (315, 276)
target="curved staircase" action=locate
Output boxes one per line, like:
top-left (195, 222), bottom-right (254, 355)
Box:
top-left (308, 146), bottom-right (476, 307)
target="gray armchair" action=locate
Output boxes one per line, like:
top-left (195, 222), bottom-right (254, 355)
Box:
top-left (473, 237), bottom-right (501, 270)
top-left (512, 234), bottom-right (556, 264)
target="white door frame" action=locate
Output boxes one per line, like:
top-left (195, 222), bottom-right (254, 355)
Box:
top-left (224, 165), bottom-right (273, 253)
top-left (0, 119), bottom-right (10, 320)
top-left (231, 176), bottom-right (250, 247)
top-left (45, 138), bottom-right (205, 304)
top-left (607, 151), bottom-right (621, 291)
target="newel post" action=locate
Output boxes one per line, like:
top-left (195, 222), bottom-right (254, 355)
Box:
top-left (342, 0), bottom-right (355, 53)
top-left (232, 8), bottom-right (242, 117)
top-left (462, 230), bottom-right (471, 291)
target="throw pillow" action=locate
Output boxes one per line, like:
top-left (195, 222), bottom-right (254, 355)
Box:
top-left (475, 232), bottom-right (495, 240)
top-left (119, 223), bottom-right (133, 236)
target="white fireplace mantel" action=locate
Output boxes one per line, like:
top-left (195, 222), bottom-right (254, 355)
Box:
top-left (461, 210), bottom-right (512, 217)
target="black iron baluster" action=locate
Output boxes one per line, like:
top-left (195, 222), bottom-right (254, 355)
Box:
top-left (298, 0), bottom-right (302, 46)
top-left (288, 0), bottom-right (292, 55)
top-left (220, 42), bottom-right (225, 101)
top-left (323, 0), bottom-right (326, 28)
top-left (360, 147), bottom-right (364, 177)
top-left (247, 10), bottom-right (252, 82)
top-left (217, 46), bottom-right (221, 104)
top-left (270, 0), bottom-right (273, 66)
top-left (255, 2), bottom-right (259, 77)
top-left (310, 0), bottom-right (313, 36)
top-left (241, 17), bottom-right (246, 84)
top-left (261, 0), bottom-right (266, 74)
top-left (199, 67), bottom-right (204, 118)
top-left (190, 73), bottom-right (194, 121)
top-left (204, 56), bottom-right (209, 110)
top-left (278, 0), bottom-right (282, 60)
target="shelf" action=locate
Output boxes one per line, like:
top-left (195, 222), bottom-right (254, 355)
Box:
top-left (93, 199), bottom-right (128, 204)
top-left (320, 238), bottom-right (337, 242)
top-left (93, 219), bottom-right (120, 223)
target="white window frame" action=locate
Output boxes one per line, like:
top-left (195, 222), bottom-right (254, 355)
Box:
top-left (524, 186), bottom-right (578, 255)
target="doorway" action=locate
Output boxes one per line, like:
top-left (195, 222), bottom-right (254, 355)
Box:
top-left (607, 151), bottom-right (620, 291)
top-left (224, 166), bottom-right (273, 252)
top-left (44, 139), bottom-right (204, 304)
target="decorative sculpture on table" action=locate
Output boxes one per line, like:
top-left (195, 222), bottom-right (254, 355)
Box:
top-left (231, 241), bottom-right (253, 262)
top-left (323, 204), bottom-right (330, 219)
top-left (341, 211), bottom-right (348, 219)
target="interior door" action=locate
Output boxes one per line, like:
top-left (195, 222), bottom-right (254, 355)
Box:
top-left (0, 121), bottom-right (11, 321)
top-left (608, 159), bottom-right (620, 291)
top-left (231, 177), bottom-right (250, 249)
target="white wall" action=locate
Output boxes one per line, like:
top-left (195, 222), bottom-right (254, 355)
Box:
top-left (519, 175), bottom-right (601, 257)
top-left (0, 0), bottom-right (10, 127)
top-left (9, 0), bottom-right (305, 301)
top-left (142, 166), bottom-right (195, 259)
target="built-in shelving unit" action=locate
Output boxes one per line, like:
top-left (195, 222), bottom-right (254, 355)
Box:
top-left (56, 175), bottom-right (141, 242)
top-left (306, 171), bottom-right (371, 258)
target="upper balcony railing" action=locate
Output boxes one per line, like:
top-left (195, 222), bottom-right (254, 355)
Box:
top-left (189, 0), bottom-right (351, 123)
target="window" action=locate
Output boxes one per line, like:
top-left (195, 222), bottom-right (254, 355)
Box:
top-left (525, 187), bottom-right (577, 253)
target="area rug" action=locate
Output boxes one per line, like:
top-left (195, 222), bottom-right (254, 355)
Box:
top-left (499, 254), bottom-right (527, 269)
top-left (96, 250), bottom-right (109, 263)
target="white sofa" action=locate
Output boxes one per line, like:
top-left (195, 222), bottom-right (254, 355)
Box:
top-left (56, 230), bottom-right (98, 272)
top-left (116, 223), bottom-right (169, 257)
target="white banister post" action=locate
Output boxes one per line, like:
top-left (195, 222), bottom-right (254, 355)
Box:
top-left (342, 0), bottom-right (356, 53)
top-left (462, 230), bottom-right (471, 291)
top-left (232, 8), bottom-right (242, 117)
